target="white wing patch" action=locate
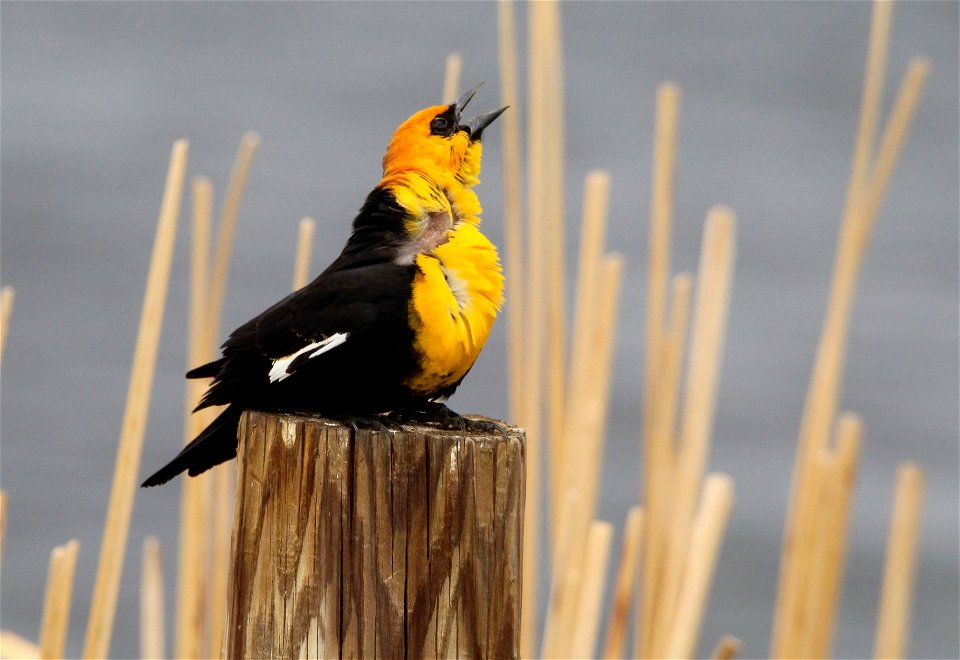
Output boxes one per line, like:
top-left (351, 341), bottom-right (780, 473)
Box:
top-left (268, 332), bottom-right (349, 383)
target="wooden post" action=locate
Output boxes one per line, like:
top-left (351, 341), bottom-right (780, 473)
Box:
top-left (224, 410), bottom-right (525, 659)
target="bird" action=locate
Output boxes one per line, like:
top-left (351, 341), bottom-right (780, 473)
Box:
top-left (142, 82), bottom-right (506, 487)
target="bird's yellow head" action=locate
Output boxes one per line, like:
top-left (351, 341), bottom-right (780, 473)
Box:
top-left (380, 83), bottom-right (506, 201)
top-left (378, 84), bottom-right (506, 240)
top-left (382, 104), bottom-right (471, 179)
top-left (381, 82), bottom-right (506, 183)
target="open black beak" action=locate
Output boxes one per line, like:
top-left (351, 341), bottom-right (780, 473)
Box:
top-left (451, 81), bottom-right (508, 141)
top-left (463, 106), bottom-right (508, 141)
top-left (455, 81), bottom-right (484, 116)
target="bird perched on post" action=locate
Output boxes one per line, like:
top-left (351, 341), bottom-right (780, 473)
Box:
top-left (142, 83), bottom-right (506, 487)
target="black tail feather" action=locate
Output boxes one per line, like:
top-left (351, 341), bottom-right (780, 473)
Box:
top-left (185, 357), bottom-right (225, 379)
top-left (141, 405), bottom-right (243, 487)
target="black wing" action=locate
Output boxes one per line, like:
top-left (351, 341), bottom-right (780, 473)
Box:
top-left (190, 258), bottom-right (416, 412)
top-left (188, 187), bottom-right (422, 414)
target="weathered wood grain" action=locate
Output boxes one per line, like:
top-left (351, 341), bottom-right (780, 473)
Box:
top-left (225, 410), bottom-right (525, 659)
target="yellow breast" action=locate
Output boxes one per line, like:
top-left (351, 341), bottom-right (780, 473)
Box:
top-left (406, 222), bottom-right (503, 395)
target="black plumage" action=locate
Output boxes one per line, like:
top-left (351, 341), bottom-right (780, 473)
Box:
top-left (142, 88), bottom-right (508, 488)
top-left (142, 189), bottom-right (424, 487)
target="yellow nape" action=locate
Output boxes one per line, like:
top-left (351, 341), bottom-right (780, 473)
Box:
top-left (406, 222), bottom-right (504, 394)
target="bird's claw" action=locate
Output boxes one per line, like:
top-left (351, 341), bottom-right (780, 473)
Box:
top-left (324, 413), bottom-right (401, 435)
top-left (461, 416), bottom-right (513, 440)
top-left (388, 403), bottom-right (512, 439)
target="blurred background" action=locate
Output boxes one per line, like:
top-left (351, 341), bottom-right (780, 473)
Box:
top-left (1, 2), bottom-right (956, 658)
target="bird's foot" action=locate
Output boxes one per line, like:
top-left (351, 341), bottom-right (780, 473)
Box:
top-left (324, 413), bottom-right (402, 434)
top-left (459, 415), bottom-right (513, 439)
top-left (388, 401), bottom-right (465, 429)
top-left (389, 402), bottom-right (511, 438)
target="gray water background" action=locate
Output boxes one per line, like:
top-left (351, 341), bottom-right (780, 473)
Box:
top-left (1, 2), bottom-right (957, 658)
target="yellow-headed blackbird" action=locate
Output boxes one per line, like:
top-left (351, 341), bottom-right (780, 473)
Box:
top-left (142, 83), bottom-right (506, 487)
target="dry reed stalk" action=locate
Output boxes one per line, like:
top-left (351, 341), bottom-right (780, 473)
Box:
top-left (773, 29), bottom-right (889, 655)
top-left (845, 0), bottom-right (893, 224)
top-left (568, 253), bottom-right (625, 527)
top-left (662, 474), bottom-right (734, 659)
top-left (541, 254), bottom-right (624, 658)
top-left (544, 527), bottom-right (586, 657)
top-left (861, 57), bottom-right (930, 225)
top-left (709, 635), bottom-right (742, 660)
top-left (39, 540), bottom-right (79, 660)
top-left (644, 82), bottom-right (680, 365)
top-left (873, 464), bottom-right (925, 659)
top-left (656, 208), bottom-right (736, 656)
top-left (175, 176), bottom-right (214, 660)
top-left (0, 495), bottom-right (16, 659)
top-left (497, 0), bottom-right (526, 424)
top-left (195, 134), bottom-right (261, 658)
top-left (638, 81), bottom-right (681, 660)
top-left (564, 170), bottom-right (610, 482)
top-left (292, 217), bottom-right (316, 291)
top-left (200, 417), bottom-right (230, 642)
top-left (656, 271), bottom-right (694, 454)
top-left (601, 506), bottom-right (644, 659)
top-left (0, 631), bottom-right (40, 659)
top-left (519, 2), bottom-right (550, 654)
top-left (569, 520), bottom-right (614, 659)
top-left (0, 490), bottom-right (7, 569)
top-left (641, 273), bottom-right (692, 657)
top-left (205, 400), bottom-right (236, 644)
top-left (204, 465), bottom-right (231, 659)
top-left (140, 537), bottom-right (165, 660)
top-left (540, 0), bottom-right (568, 468)
top-left (786, 416), bottom-right (861, 659)
top-left (82, 139), bottom-right (188, 659)
top-left (558, 170), bottom-right (610, 537)
top-left (442, 52), bottom-right (463, 105)
top-left (773, 1), bottom-right (891, 648)
top-left (187, 179), bottom-right (214, 366)
top-left (772, 11), bottom-right (929, 651)
top-left (205, 132), bottom-right (259, 351)
top-left (797, 0), bottom-right (892, 462)
top-left (189, 177), bottom-right (213, 353)
top-left (791, 446), bottom-right (839, 659)
top-left (805, 415), bottom-right (862, 657)
top-left (574, 253), bottom-right (625, 522)
top-left (0, 286), bottom-right (14, 369)
top-left (577, 253), bottom-right (624, 520)
top-left (521, 2), bottom-right (559, 540)
top-left (203, 425), bottom-right (236, 647)
top-left (541, 487), bottom-right (581, 659)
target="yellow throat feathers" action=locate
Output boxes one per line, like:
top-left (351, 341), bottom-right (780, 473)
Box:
top-left (379, 116), bottom-right (503, 394)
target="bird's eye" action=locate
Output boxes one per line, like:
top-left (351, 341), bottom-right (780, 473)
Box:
top-left (430, 115), bottom-right (452, 136)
